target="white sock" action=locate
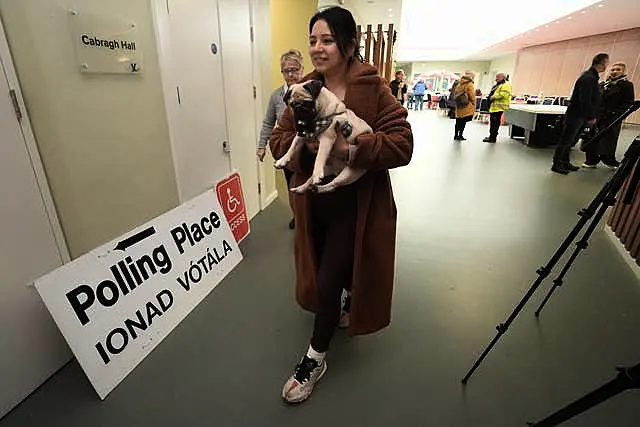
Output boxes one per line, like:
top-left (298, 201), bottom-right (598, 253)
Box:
top-left (306, 345), bottom-right (326, 363)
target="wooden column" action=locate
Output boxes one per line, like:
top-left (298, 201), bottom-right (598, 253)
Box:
top-left (373, 24), bottom-right (383, 71)
top-left (384, 24), bottom-right (395, 81)
top-left (364, 24), bottom-right (372, 64)
top-left (608, 163), bottom-right (640, 263)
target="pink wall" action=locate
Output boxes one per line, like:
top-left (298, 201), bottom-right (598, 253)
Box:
top-left (513, 28), bottom-right (640, 124)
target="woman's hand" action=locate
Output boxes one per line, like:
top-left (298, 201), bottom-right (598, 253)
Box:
top-left (256, 148), bottom-right (266, 162)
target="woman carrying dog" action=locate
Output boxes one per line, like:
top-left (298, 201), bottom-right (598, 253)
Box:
top-left (257, 49), bottom-right (305, 229)
top-left (269, 6), bottom-right (413, 403)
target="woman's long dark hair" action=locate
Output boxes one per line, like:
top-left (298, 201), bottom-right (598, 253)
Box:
top-left (310, 6), bottom-right (363, 62)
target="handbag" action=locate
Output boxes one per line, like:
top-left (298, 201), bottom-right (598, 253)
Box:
top-left (454, 92), bottom-right (469, 108)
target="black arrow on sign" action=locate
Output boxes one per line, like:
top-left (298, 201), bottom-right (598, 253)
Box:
top-left (115, 227), bottom-right (156, 251)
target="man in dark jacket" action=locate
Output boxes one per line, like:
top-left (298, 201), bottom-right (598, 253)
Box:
top-left (551, 53), bottom-right (609, 174)
top-left (582, 61), bottom-right (635, 168)
top-left (389, 70), bottom-right (408, 106)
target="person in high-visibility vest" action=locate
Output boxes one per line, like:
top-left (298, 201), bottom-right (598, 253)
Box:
top-left (483, 73), bottom-right (513, 143)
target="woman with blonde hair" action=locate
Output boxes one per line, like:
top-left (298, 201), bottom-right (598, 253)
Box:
top-left (582, 61), bottom-right (635, 168)
top-left (453, 71), bottom-right (476, 140)
top-left (258, 49), bottom-right (304, 228)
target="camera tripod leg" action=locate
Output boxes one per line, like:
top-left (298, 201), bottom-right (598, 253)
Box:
top-left (526, 363), bottom-right (640, 426)
top-left (462, 138), bottom-right (640, 384)
top-left (535, 148), bottom-right (640, 317)
top-left (534, 201), bottom-right (613, 316)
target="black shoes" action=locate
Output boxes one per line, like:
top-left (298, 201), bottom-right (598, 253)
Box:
top-left (483, 137), bottom-right (496, 143)
top-left (453, 135), bottom-right (466, 141)
top-left (551, 163), bottom-right (580, 174)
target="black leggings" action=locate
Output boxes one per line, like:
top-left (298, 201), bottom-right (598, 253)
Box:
top-left (309, 184), bottom-right (357, 352)
top-left (455, 115), bottom-right (472, 136)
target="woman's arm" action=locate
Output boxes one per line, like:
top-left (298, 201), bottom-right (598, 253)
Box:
top-left (258, 93), bottom-right (277, 149)
top-left (349, 83), bottom-right (413, 170)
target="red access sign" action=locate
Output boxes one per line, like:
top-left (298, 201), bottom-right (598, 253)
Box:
top-left (215, 172), bottom-right (250, 243)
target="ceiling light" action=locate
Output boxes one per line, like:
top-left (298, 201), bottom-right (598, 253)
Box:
top-left (545, 24), bottom-right (550, 28)
top-left (567, 16), bottom-right (573, 20)
top-left (598, 3), bottom-right (604, 6)
top-left (581, 10), bottom-right (587, 13)
top-left (388, 8), bottom-right (393, 12)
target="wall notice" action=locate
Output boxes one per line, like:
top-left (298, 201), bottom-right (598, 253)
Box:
top-left (34, 189), bottom-right (242, 399)
top-left (69, 11), bottom-right (143, 74)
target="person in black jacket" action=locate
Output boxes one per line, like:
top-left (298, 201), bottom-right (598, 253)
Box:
top-left (582, 61), bottom-right (635, 168)
top-left (389, 70), bottom-right (408, 106)
top-left (551, 53), bottom-right (609, 174)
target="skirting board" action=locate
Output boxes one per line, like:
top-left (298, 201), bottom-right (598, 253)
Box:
top-left (604, 226), bottom-right (640, 282)
top-left (263, 190), bottom-right (279, 210)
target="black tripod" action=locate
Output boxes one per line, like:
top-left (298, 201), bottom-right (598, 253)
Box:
top-left (461, 100), bottom-right (640, 385)
top-left (527, 363), bottom-right (640, 426)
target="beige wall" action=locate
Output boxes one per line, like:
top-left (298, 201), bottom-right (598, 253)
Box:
top-left (489, 53), bottom-right (517, 85)
top-left (513, 27), bottom-right (640, 123)
top-left (0, 0), bottom-right (179, 258)
top-left (269, 0), bottom-right (318, 206)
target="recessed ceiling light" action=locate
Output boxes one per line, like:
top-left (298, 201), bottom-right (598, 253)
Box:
top-left (567, 16), bottom-right (573, 20)
top-left (388, 8), bottom-right (393, 12)
top-left (581, 10), bottom-right (587, 13)
top-left (545, 24), bottom-right (550, 28)
top-left (598, 3), bottom-right (604, 7)
top-left (535, 28), bottom-right (540, 31)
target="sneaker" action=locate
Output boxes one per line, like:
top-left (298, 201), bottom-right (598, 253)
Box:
top-left (581, 163), bottom-right (597, 168)
top-left (603, 160), bottom-right (620, 169)
top-left (338, 292), bottom-right (351, 329)
top-left (338, 312), bottom-right (350, 329)
top-left (282, 356), bottom-right (327, 403)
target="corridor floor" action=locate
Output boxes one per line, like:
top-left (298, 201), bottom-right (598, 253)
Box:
top-left (2, 111), bottom-right (639, 427)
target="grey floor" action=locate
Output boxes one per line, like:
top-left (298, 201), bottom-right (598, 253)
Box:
top-left (2, 111), bottom-right (640, 427)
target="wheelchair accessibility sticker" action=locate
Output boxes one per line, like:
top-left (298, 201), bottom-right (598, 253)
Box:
top-left (216, 172), bottom-right (249, 242)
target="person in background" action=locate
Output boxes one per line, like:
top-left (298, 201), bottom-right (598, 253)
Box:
top-left (483, 72), bottom-right (513, 143)
top-left (407, 81), bottom-right (415, 110)
top-left (258, 49), bottom-right (304, 229)
top-left (453, 71), bottom-right (476, 140)
top-left (447, 79), bottom-right (459, 119)
top-left (390, 70), bottom-right (408, 106)
top-left (551, 53), bottom-right (609, 174)
top-left (269, 6), bottom-right (413, 404)
top-left (413, 79), bottom-right (426, 110)
top-left (582, 61), bottom-right (635, 169)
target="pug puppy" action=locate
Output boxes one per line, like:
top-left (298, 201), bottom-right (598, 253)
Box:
top-left (274, 80), bottom-right (371, 194)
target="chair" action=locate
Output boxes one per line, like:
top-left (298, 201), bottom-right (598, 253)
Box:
top-left (542, 97), bottom-right (556, 105)
top-left (514, 97), bottom-right (526, 104)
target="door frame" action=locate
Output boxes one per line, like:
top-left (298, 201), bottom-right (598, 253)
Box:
top-left (0, 16), bottom-right (70, 264)
top-left (248, 0), bottom-right (278, 210)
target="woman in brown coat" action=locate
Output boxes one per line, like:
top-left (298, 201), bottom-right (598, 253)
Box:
top-left (269, 6), bottom-right (413, 404)
top-left (453, 72), bottom-right (476, 140)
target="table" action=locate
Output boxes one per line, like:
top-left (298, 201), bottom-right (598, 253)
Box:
top-left (504, 104), bottom-right (567, 147)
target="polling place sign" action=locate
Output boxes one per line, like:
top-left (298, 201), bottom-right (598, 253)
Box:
top-left (34, 189), bottom-right (242, 399)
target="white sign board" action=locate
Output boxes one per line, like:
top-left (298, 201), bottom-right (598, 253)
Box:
top-left (69, 10), bottom-right (143, 74)
top-left (34, 190), bottom-right (242, 399)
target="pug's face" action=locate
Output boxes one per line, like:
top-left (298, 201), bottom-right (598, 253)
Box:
top-left (283, 80), bottom-right (324, 107)
top-left (284, 80), bottom-right (324, 137)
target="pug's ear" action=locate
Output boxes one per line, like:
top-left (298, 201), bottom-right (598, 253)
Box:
top-left (303, 80), bottom-right (324, 99)
top-left (283, 88), bottom-right (292, 105)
